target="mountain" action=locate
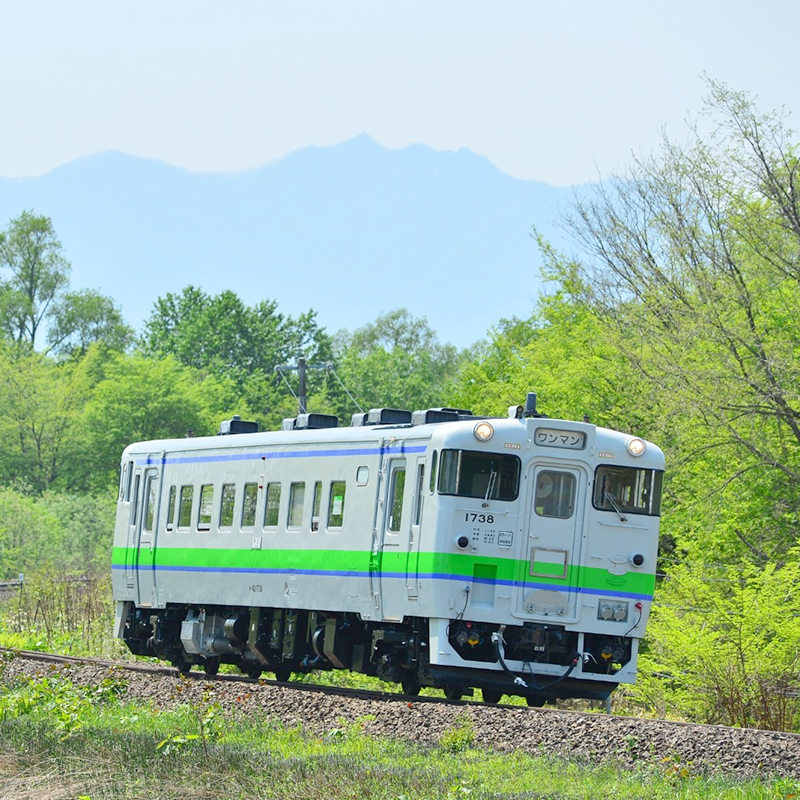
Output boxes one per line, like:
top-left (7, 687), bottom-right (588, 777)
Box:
top-left (0, 136), bottom-right (581, 347)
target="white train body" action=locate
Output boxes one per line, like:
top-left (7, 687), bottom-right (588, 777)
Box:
top-left (112, 399), bottom-right (664, 702)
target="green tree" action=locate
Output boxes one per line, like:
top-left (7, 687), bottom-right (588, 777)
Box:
top-left (47, 289), bottom-right (134, 357)
top-left (0, 211), bottom-right (133, 355)
top-left (538, 82), bottom-right (800, 562)
top-left (562, 82), bottom-right (800, 482)
top-left (329, 309), bottom-right (463, 419)
top-left (79, 353), bottom-right (241, 490)
top-left (0, 211), bottom-right (70, 348)
top-left (634, 557), bottom-right (800, 731)
top-left (140, 286), bottom-right (332, 392)
top-left (0, 343), bottom-right (95, 494)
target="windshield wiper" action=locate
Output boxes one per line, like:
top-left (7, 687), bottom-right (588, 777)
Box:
top-left (604, 491), bottom-right (628, 522)
top-left (482, 471), bottom-right (497, 507)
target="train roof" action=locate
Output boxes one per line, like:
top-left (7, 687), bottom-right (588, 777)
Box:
top-left (121, 403), bottom-right (665, 471)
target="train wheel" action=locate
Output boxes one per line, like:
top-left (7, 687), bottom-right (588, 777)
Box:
top-left (204, 658), bottom-right (220, 677)
top-left (273, 667), bottom-right (292, 682)
top-left (443, 686), bottom-right (463, 701)
top-left (401, 677), bottom-right (421, 696)
top-left (526, 695), bottom-right (546, 707)
top-left (481, 690), bottom-right (503, 704)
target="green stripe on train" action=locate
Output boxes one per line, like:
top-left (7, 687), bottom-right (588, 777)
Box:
top-left (112, 546), bottom-right (655, 596)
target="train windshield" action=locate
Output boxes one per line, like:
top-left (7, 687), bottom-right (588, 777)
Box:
top-left (593, 465), bottom-right (663, 516)
top-left (438, 449), bottom-right (520, 501)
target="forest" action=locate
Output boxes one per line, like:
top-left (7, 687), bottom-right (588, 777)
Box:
top-left (1, 83), bottom-right (799, 731)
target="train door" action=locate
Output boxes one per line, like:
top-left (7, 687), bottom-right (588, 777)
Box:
top-left (134, 466), bottom-right (160, 607)
top-left (124, 468), bottom-right (141, 589)
top-left (375, 456), bottom-right (407, 620)
top-left (405, 457), bottom-right (426, 600)
top-left (515, 463), bottom-right (585, 620)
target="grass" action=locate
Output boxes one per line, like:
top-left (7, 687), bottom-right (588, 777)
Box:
top-left (0, 671), bottom-right (798, 800)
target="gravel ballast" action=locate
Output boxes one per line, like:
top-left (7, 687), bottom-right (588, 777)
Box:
top-left (3, 655), bottom-right (800, 781)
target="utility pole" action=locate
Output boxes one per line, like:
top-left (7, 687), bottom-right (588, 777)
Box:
top-left (274, 357), bottom-right (331, 414)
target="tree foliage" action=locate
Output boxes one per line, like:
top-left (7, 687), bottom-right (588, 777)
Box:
top-left (329, 309), bottom-right (463, 418)
top-left (140, 286), bottom-right (332, 391)
top-left (557, 81), bottom-right (800, 559)
top-left (634, 558), bottom-right (800, 731)
top-left (0, 211), bottom-right (70, 348)
top-left (79, 353), bottom-right (239, 491)
top-left (0, 211), bottom-right (133, 356)
top-left (0, 342), bottom-right (95, 493)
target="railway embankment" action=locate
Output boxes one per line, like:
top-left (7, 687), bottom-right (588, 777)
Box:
top-left (2, 651), bottom-right (799, 780)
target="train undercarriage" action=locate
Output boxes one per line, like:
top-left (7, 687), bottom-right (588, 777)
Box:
top-left (118, 602), bottom-right (630, 703)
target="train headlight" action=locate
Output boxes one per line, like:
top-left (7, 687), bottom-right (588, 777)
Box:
top-left (626, 437), bottom-right (646, 457)
top-left (473, 422), bottom-right (494, 442)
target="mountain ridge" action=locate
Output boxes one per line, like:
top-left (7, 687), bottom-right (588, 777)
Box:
top-left (0, 137), bottom-right (581, 347)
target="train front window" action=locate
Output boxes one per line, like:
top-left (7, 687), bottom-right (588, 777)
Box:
top-left (438, 449), bottom-right (520, 501)
top-left (593, 466), bottom-right (663, 516)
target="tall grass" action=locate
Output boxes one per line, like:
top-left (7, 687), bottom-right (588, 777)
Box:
top-left (0, 569), bottom-right (125, 657)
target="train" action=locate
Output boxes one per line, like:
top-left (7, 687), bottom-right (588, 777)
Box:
top-left (111, 393), bottom-right (664, 704)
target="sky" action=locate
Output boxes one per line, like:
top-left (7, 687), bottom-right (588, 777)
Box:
top-left (1, 1), bottom-right (798, 187)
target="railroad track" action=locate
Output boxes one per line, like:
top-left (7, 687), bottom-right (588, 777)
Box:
top-left (3, 645), bottom-right (800, 779)
top-left (0, 646), bottom-right (478, 708)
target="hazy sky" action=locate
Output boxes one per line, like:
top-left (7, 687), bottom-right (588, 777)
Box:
top-left (0, 1), bottom-right (797, 186)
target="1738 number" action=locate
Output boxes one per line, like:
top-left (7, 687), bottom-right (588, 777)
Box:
top-left (465, 513), bottom-right (494, 524)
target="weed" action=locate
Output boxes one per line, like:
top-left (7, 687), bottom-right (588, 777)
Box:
top-left (438, 712), bottom-right (476, 752)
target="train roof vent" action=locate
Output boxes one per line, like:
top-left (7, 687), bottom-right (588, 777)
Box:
top-left (411, 408), bottom-right (460, 425)
top-left (281, 418), bottom-right (297, 431)
top-left (410, 407), bottom-right (476, 426)
top-left (437, 407), bottom-right (474, 417)
top-left (370, 408), bottom-right (412, 425)
top-left (218, 415), bottom-right (259, 435)
top-left (351, 408), bottom-right (413, 427)
top-left (294, 413), bottom-right (339, 430)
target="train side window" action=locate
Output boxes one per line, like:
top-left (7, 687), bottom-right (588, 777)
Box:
top-left (288, 482), bottom-right (305, 528)
top-left (429, 451), bottom-right (438, 494)
top-left (311, 481), bottom-right (322, 531)
top-left (264, 483), bottom-right (282, 529)
top-left (178, 486), bottom-right (193, 529)
top-left (220, 483), bottom-right (236, 529)
top-left (130, 474), bottom-right (141, 526)
top-left (328, 481), bottom-right (346, 529)
top-left (356, 466), bottom-right (369, 486)
top-left (143, 477), bottom-right (156, 533)
top-left (242, 483), bottom-right (258, 528)
top-left (534, 471), bottom-right (576, 519)
top-left (198, 484), bottom-right (214, 530)
top-left (119, 461), bottom-right (131, 501)
top-left (413, 464), bottom-right (425, 525)
top-left (388, 467), bottom-right (406, 532)
top-left (166, 486), bottom-right (176, 530)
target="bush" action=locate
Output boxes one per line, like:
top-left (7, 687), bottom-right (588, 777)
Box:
top-left (634, 556), bottom-right (800, 731)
